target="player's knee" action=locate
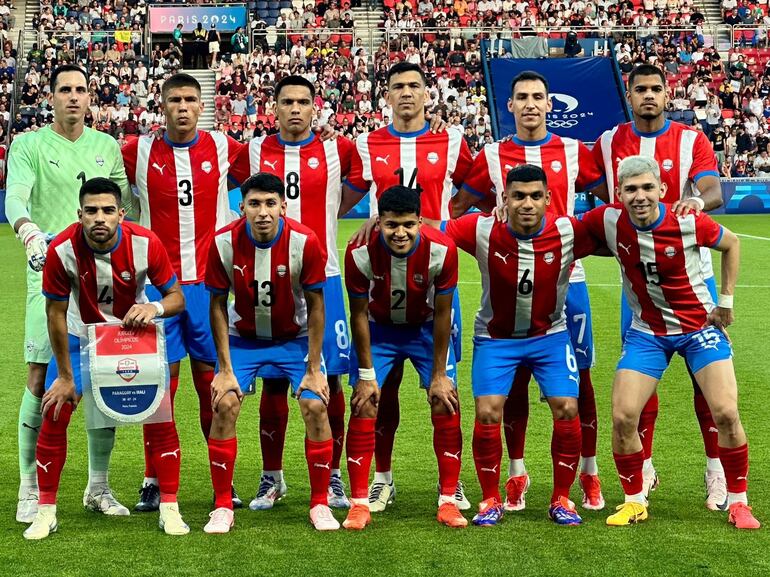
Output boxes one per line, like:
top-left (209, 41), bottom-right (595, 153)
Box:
top-left (612, 407), bottom-right (639, 438)
top-left (215, 392), bottom-right (241, 423)
top-left (475, 403), bottom-right (502, 425)
top-left (27, 363), bottom-right (47, 396)
top-left (549, 397), bottom-right (578, 420)
top-left (300, 398), bottom-right (328, 427)
top-left (356, 399), bottom-right (378, 420)
top-left (711, 404), bottom-right (741, 432)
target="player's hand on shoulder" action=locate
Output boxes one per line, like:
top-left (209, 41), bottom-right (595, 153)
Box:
top-left (428, 375), bottom-right (458, 414)
top-left (42, 377), bottom-right (78, 420)
top-left (298, 369), bottom-right (329, 404)
top-left (313, 124), bottom-right (339, 141)
top-left (122, 303), bottom-right (160, 329)
top-left (426, 111), bottom-right (448, 133)
top-left (349, 215), bottom-right (378, 245)
top-left (211, 370), bottom-right (243, 410)
top-left (671, 197), bottom-right (703, 217)
top-left (351, 378), bottom-right (379, 415)
top-left (494, 204), bottom-right (508, 222)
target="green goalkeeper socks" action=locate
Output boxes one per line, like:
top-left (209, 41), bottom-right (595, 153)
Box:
top-left (18, 388), bottom-right (43, 483)
top-left (87, 427), bottom-right (116, 488)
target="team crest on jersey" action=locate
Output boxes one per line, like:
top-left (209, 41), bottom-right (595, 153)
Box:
top-left (308, 157), bottom-right (320, 169)
top-left (201, 161), bottom-right (212, 174)
top-left (427, 152), bottom-right (439, 165)
top-left (95, 155), bottom-right (104, 167)
top-left (551, 161), bottom-right (562, 173)
top-left (276, 264), bottom-right (287, 277)
top-left (116, 358), bottom-right (140, 382)
top-left (664, 246), bottom-right (677, 258)
top-left (120, 271), bottom-right (132, 281)
top-left (544, 251), bottom-right (555, 264)
top-left (413, 273), bottom-right (424, 284)
top-left (662, 159), bottom-right (673, 171)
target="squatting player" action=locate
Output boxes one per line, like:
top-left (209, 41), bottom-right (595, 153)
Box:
top-left (445, 164), bottom-right (600, 527)
top-left (6, 64), bottom-right (132, 523)
top-left (203, 173), bottom-right (339, 533)
top-left (581, 156), bottom-right (760, 530)
top-left (25, 178), bottom-right (186, 539)
top-left (343, 186), bottom-right (466, 530)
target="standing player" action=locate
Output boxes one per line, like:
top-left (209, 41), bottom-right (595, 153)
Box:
top-left (122, 73), bottom-right (243, 511)
top-left (593, 64), bottom-right (727, 509)
top-left (452, 70), bottom-right (608, 512)
top-left (6, 64), bottom-right (131, 523)
top-left (444, 164), bottom-right (599, 527)
top-left (229, 75), bottom-right (363, 510)
top-left (581, 156), bottom-right (759, 530)
top-left (342, 186), bottom-right (465, 530)
top-left (345, 61), bottom-right (474, 512)
top-left (203, 173), bottom-right (338, 533)
top-left (25, 178), bottom-right (187, 539)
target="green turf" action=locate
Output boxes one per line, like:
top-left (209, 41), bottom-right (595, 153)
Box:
top-left (0, 215), bottom-right (768, 577)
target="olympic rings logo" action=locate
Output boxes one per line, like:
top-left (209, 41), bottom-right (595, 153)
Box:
top-left (546, 119), bottom-right (580, 128)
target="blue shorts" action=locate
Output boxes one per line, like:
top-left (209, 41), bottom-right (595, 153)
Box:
top-left (621, 276), bottom-right (718, 340)
top-left (349, 321), bottom-right (457, 389)
top-left (45, 334), bottom-right (83, 395)
top-left (451, 288), bottom-right (463, 363)
top-left (225, 335), bottom-right (325, 401)
top-left (147, 282), bottom-right (217, 364)
top-left (617, 326), bottom-right (733, 380)
top-left (471, 331), bottom-right (579, 399)
top-left (566, 281), bottom-right (594, 370)
top-left (260, 275), bottom-right (350, 378)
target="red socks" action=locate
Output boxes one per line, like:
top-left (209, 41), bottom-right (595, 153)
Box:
top-left (503, 368), bottom-right (530, 460)
top-left (578, 369), bottom-right (598, 459)
top-left (193, 369), bottom-right (215, 440)
top-left (614, 450), bottom-right (645, 497)
top-left (693, 389), bottom-right (720, 459)
top-left (305, 438), bottom-right (333, 507)
top-left (551, 417), bottom-right (581, 502)
top-left (208, 436), bottom-right (237, 510)
top-left (374, 383), bottom-right (400, 472)
top-left (433, 413), bottom-right (462, 496)
top-left (346, 417), bottom-right (376, 499)
top-left (143, 420), bottom-right (181, 503)
top-left (473, 421), bottom-right (502, 502)
top-left (638, 394), bottom-right (659, 460)
top-left (143, 376), bottom-right (179, 479)
top-left (720, 443), bottom-right (749, 494)
top-left (37, 403), bottom-right (74, 505)
top-left (327, 387), bottom-right (346, 470)
top-left (259, 390), bottom-right (290, 471)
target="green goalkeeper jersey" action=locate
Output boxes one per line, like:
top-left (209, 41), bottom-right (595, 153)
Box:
top-left (5, 125), bottom-right (130, 234)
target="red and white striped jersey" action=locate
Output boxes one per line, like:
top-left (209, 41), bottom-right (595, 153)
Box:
top-left (122, 131), bottom-right (242, 284)
top-left (581, 204), bottom-right (723, 336)
top-left (462, 133), bottom-right (604, 215)
top-left (230, 133), bottom-right (355, 277)
top-left (205, 216), bottom-right (326, 340)
top-left (345, 225), bottom-right (458, 326)
top-left (593, 120), bottom-right (719, 202)
top-left (445, 213), bottom-right (598, 339)
top-left (42, 221), bottom-right (176, 336)
top-left (347, 123), bottom-right (474, 222)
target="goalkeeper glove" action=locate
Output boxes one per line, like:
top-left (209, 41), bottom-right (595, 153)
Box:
top-left (17, 222), bottom-right (50, 272)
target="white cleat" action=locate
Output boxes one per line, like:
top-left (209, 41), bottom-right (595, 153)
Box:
top-left (159, 502), bottom-right (190, 536)
top-left (249, 474), bottom-right (288, 510)
top-left (83, 487), bottom-right (130, 516)
top-left (204, 507), bottom-right (234, 534)
top-left (705, 470), bottom-right (728, 511)
top-left (309, 504), bottom-right (340, 531)
top-left (642, 467), bottom-right (659, 499)
top-left (368, 481), bottom-right (396, 513)
top-left (23, 505), bottom-right (58, 540)
top-left (16, 487), bottom-right (39, 523)
top-left (327, 473), bottom-right (351, 509)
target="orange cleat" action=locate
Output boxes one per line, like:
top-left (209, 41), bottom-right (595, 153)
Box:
top-left (729, 503), bottom-right (761, 530)
top-left (342, 503), bottom-right (371, 530)
top-left (437, 501), bottom-right (468, 528)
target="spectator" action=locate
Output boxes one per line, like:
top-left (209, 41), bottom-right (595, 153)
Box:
top-left (208, 23), bottom-right (221, 69)
top-left (231, 26), bottom-right (249, 66)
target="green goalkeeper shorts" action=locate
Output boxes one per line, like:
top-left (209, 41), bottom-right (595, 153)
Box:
top-left (24, 270), bottom-right (51, 364)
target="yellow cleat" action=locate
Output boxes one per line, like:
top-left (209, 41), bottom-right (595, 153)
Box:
top-left (606, 502), bottom-right (648, 526)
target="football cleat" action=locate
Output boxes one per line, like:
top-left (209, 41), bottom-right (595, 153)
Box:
top-left (16, 487), bottom-right (39, 523)
top-left (472, 497), bottom-right (504, 527)
top-left (548, 496), bottom-right (583, 526)
top-left (342, 503), bottom-right (371, 530)
top-left (204, 507), bottom-right (234, 534)
top-left (231, 485), bottom-right (243, 509)
top-left (728, 503), bottom-right (761, 530)
top-left (159, 502), bottom-right (190, 536)
top-left (436, 480), bottom-right (472, 511)
top-left (704, 470), bottom-right (728, 511)
top-left (249, 474), bottom-right (287, 510)
top-left (135, 483), bottom-right (160, 512)
top-left (642, 467), bottom-right (659, 498)
top-left (83, 487), bottom-right (130, 516)
top-left (309, 504), bottom-right (340, 531)
top-left (437, 501), bottom-right (468, 528)
top-left (579, 473), bottom-right (606, 511)
top-left (504, 474), bottom-right (530, 512)
top-left (23, 505), bottom-right (58, 540)
top-left (327, 473), bottom-right (351, 509)
top-left (368, 480), bottom-right (396, 513)
top-left (606, 502), bottom-right (648, 526)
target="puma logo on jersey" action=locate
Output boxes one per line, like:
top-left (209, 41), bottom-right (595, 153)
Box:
top-left (737, 475), bottom-right (748, 481)
top-left (80, 271), bottom-right (89, 283)
top-left (260, 429), bottom-right (276, 441)
top-left (263, 159), bottom-right (278, 170)
top-left (494, 252), bottom-right (510, 264)
top-left (347, 456), bottom-right (364, 466)
top-left (211, 461), bottom-right (227, 470)
top-left (339, 352), bottom-right (350, 359)
top-left (558, 461), bottom-right (576, 471)
top-left (36, 460), bottom-right (53, 473)
top-left (161, 448), bottom-right (180, 459)
top-left (372, 274), bottom-right (385, 281)
top-left (708, 427), bottom-right (719, 434)
top-left (48, 159), bottom-right (60, 168)
top-left (618, 242), bottom-right (631, 255)
top-left (152, 162), bottom-right (166, 174)
top-left (313, 462), bottom-right (330, 470)
top-left (233, 264), bottom-right (247, 276)
top-left (575, 347), bottom-right (589, 356)
top-left (480, 465), bottom-right (498, 474)
top-left (375, 155), bottom-right (390, 164)
top-left (443, 451), bottom-right (461, 461)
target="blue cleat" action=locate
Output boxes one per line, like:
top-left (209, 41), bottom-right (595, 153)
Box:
top-left (472, 498), bottom-right (504, 526)
top-left (548, 496), bottom-right (583, 526)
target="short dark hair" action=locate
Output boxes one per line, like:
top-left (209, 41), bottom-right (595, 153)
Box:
top-left (386, 62), bottom-right (427, 87)
top-left (79, 177), bottom-right (122, 206)
top-left (506, 163), bottom-right (548, 187)
top-left (510, 70), bottom-right (549, 96)
top-left (377, 185), bottom-right (421, 217)
top-left (275, 75), bottom-right (316, 99)
top-left (628, 64), bottom-right (666, 88)
top-left (240, 172), bottom-right (285, 199)
top-left (51, 64), bottom-right (88, 92)
top-left (161, 73), bottom-right (201, 101)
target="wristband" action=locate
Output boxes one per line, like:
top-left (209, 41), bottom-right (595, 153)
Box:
top-left (358, 367), bottom-right (376, 381)
top-left (151, 301), bottom-right (165, 317)
top-left (17, 222), bottom-right (43, 246)
top-left (689, 196), bottom-right (705, 210)
top-left (717, 294), bottom-right (733, 309)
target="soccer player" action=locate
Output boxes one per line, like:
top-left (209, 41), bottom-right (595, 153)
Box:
top-left (6, 64), bottom-right (131, 523)
top-left (581, 156), bottom-right (760, 530)
top-left (593, 64), bottom-right (727, 509)
top-left (346, 61), bottom-right (474, 512)
top-left (229, 75), bottom-right (363, 510)
top-left (25, 177), bottom-right (187, 540)
top-left (453, 70), bottom-right (608, 512)
top-left (122, 73), bottom-right (243, 511)
top-left (445, 164), bottom-right (599, 527)
top-left (342, 185), bottom-right (465, 530)
top-left (204, 172), bottom-right (338, 533)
